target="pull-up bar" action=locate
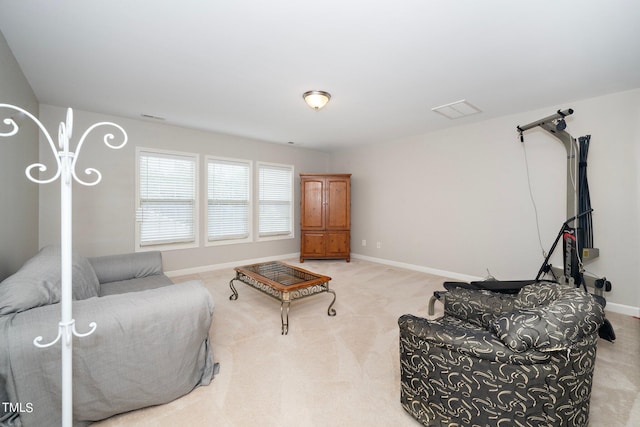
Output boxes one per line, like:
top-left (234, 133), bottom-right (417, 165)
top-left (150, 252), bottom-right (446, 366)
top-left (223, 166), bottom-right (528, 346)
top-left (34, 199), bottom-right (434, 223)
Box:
top-left (517, 108), bottom-right (574, 141)
top-left (516, 108), bottom-right (579, 221)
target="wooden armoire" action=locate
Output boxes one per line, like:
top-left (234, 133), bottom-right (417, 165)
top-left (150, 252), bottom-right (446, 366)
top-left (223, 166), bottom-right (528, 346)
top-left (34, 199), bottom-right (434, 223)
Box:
top-left (300, 174), bottom-right (351, 262)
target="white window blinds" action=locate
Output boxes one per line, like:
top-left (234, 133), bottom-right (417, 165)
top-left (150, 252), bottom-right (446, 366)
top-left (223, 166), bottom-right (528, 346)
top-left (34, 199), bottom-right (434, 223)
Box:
top-left (207, 157), bottom-right (251, 242)
top-left (258, 163), bottom-right (293, 238)
top-left (137, 150), bottom-right (198, 247)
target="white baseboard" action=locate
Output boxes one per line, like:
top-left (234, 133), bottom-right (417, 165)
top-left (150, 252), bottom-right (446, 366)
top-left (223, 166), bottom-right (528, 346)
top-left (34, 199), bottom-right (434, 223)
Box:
top-left (351, 253), bottom-right (484, 282)
top-left (605, 302), bottom-right (640, 317)
top-left (351, 253), bottom-right (639, 317)
top-left (165, 252), bottom-right (299, 278)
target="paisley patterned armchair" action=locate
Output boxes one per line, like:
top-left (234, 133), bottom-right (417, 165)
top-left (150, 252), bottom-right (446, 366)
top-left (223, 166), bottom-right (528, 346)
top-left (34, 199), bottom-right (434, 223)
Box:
top-left (398, 282), bottom-right (604, 427)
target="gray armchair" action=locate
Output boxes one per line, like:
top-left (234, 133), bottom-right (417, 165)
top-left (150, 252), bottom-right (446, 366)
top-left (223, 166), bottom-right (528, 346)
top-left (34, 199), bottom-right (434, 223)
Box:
top-left (398, 282), bottom-right (604, 426)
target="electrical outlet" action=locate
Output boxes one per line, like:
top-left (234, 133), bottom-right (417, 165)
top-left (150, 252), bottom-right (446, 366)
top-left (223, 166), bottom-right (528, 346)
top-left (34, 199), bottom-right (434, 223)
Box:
top-left (376, 241), bottom-right (381, 249)
top-left (362, 239), bottom-right (367, 247)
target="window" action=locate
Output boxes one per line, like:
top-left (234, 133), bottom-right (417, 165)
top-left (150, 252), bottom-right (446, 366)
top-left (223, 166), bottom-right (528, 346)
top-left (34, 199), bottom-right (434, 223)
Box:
top-left (206, 156), bottom-right (252, 245)
top-left (136, 148), bottom-right (199, 250)
top-left (257, 162), bottom-right (294, 239)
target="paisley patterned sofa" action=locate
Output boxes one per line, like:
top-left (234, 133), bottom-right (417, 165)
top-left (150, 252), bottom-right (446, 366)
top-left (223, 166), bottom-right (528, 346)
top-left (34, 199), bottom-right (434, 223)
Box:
top-left (398, 282), bottom-right (605, 427)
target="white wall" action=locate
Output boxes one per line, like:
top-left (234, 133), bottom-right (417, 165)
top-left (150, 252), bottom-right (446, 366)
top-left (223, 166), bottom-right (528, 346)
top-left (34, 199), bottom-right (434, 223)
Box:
top-left (0, 30), bottom-right (39, 280)
top-left (330, 89), bottom-right (640, 313)
top-left (37, 105), bottom-right (330, 272)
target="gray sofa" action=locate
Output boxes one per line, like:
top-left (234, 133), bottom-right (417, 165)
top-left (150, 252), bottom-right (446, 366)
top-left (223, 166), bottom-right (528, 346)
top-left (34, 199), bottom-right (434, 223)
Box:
top-left (0, 246), bottom-right (216, 427)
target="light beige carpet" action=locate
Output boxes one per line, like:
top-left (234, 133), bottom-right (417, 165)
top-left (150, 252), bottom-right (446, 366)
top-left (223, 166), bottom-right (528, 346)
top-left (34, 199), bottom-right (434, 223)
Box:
top-left (94, 258), bottom-right (639, 427)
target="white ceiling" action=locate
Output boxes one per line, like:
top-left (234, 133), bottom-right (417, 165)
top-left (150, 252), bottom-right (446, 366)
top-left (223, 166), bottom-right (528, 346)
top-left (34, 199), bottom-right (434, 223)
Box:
top-left (1, 1), bottom-right (639, 151)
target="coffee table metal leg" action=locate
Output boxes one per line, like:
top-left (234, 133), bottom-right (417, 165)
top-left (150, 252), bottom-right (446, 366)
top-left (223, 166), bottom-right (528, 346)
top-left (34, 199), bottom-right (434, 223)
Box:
top-left (327, 289), bottom-right (337, 316)
top-left (280, 300), bottom-right (290, 335)
top-left (229, 278), bottom-right (238, 300)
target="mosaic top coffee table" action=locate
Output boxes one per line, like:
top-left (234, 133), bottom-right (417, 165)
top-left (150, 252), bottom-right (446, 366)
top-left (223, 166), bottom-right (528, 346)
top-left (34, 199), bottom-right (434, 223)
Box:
top-left (229, 261), bottom-right (336, 335)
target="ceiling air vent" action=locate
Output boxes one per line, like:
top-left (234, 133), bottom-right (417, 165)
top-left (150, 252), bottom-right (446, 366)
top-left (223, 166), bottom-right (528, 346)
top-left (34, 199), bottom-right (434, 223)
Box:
top-left (431, 100), bottom-right (481, 119)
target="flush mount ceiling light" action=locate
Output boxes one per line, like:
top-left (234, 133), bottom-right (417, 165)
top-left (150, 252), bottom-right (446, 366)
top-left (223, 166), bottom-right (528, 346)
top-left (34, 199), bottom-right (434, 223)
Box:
top-left (432, 99), bottom-right (481, 119)
top-left (303, 90), bottom-right (331, 110)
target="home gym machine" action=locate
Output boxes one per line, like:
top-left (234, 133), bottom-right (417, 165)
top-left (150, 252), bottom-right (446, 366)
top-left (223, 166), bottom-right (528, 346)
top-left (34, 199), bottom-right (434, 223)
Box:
top-left (428, 108), bottom-right (615, 340)
top-left (517, 108), bottom-right (611, 298)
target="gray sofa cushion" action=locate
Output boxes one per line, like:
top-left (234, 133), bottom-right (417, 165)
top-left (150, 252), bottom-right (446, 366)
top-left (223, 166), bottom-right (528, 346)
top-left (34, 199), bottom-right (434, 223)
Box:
top-left (99, 274), bottom-right (173, 296)
top-left (89, 251), bottom-right (163, 284)
top-left (0, 246), bottom-right (99, 315)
